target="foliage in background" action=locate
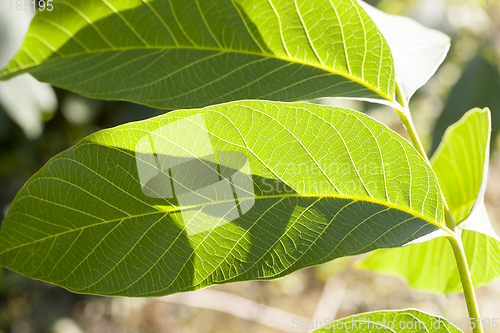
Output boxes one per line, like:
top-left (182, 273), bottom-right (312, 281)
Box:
top-left (0, 9), bottom-right (57, 139)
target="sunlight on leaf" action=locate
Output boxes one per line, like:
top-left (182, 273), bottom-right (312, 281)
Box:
top-left (0, 0), bottom-right (395, 109)
top-left (0, 100), bottom-right (446, 297)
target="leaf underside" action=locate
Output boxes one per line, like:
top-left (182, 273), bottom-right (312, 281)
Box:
top-left (0, 101), bottom-right (443, 297)
top-left (0, 0), bottom-right (395, 108)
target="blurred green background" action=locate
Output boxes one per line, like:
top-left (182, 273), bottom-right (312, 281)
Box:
top-left (0, 0), bottom-right (499, 332)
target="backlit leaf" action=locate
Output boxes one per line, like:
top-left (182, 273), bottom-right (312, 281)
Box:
top-left (0, 0), bottom-right (395, 109)
top-left (0, 100), bottom-right (445, 296)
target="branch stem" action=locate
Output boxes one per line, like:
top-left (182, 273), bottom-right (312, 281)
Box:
top-left (394, 85), bottom-right (456, 230)
top-left (448, 232), bottom-right (483, 333)
top-left (394, 84), bottom-right (482, 333)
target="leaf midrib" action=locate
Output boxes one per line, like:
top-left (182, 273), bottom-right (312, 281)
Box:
top-left (1, 44), bottom-right (391, 100)
top-left (1, 192), bottom-right (449, 256)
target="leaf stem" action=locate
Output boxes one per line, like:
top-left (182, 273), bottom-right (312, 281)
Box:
top-left (394, 83), bottom-right (482, 333)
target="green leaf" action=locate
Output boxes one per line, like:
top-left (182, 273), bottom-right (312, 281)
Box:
top-left (312, 309), bottom-right (463, 332)
top-left (357, 108), bottom-right (500, 293)
top-left (0, 100), bottom-right (445, 297)
top-left (358, 1), bottom-right (450, 104)
top-left (0, 0), bottom-right (395, 109)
